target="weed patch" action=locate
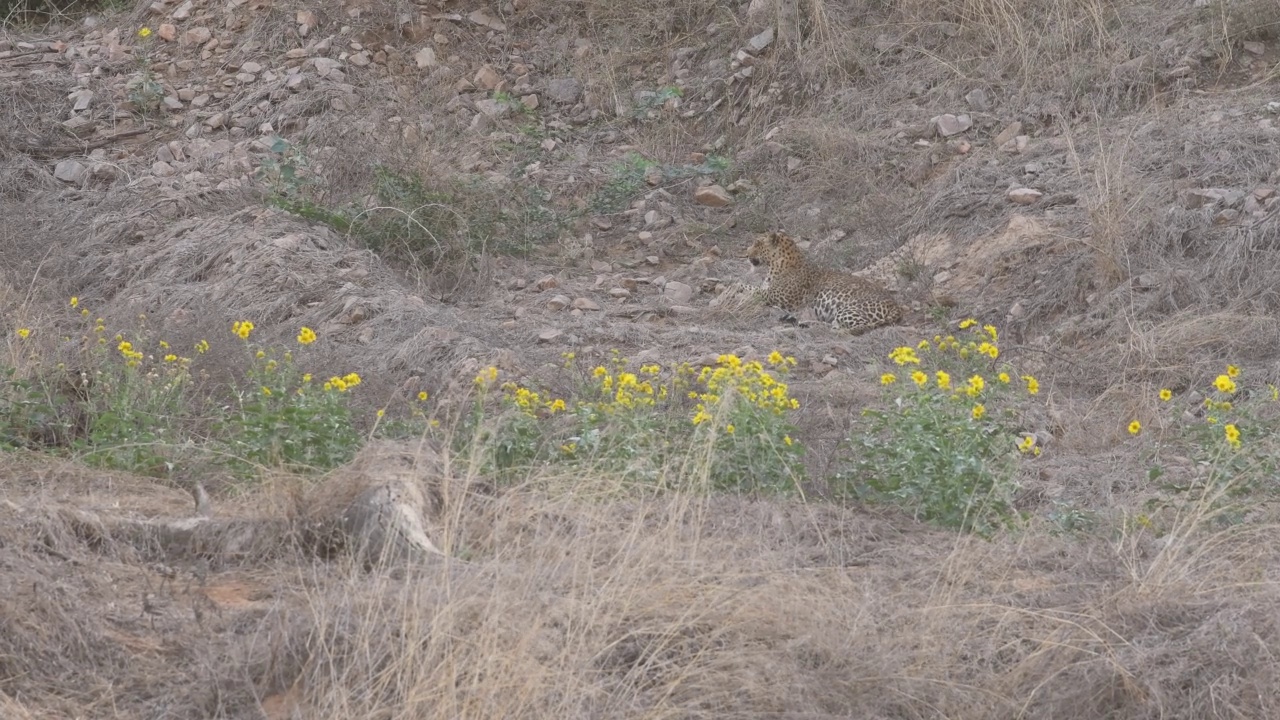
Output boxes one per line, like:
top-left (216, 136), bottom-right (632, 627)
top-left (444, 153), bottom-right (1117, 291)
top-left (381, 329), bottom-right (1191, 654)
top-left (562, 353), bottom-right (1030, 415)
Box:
top-left (841, 321), bottom-right (1042, 536)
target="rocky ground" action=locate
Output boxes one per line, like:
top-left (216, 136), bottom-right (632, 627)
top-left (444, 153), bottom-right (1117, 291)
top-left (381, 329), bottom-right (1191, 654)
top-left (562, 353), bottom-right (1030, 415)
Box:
top-left (4, 0), bottom-right (1280, 717)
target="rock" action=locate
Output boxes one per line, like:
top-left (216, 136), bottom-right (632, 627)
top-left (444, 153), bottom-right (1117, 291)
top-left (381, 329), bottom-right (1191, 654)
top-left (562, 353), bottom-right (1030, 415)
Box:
top-left (964, 88), bottom-right (989, 110)
top-left (991, 121), bottom-right (1022, 149)
top-left (152, 161), bottom-right (176, 176)
top-left (1214, 209), bottom-right (1239, 225)
top-left (1007, 188), bottom-right (1043, 205)
top-left (474, 99), bottom-right (508, 117)
top-left (933, 113), bottom-right (972, 137)
top-left (1243, 41), bottom-right (1265, 56)
top-left (694, 184), bottom-right (733, 207)
top-left (571, 297), bottom-right (601, 311)
top-left (314, 57), bottom-right (341, 77)
top-left (414, 47), bottom-right (438, 69)
top-left (537, 328), bottom-right (563, 343)
top-left (547, 294), bottom-right (572, 310)
top-left (609, 288), bottom-right (631, 298)
top-left (520, 94), bottom-right (539, 109)
top-left (663, 281), bottom-right (694, 304)
top-left (172, 0), bottom-right (192, 20)
top-left (474, 64), bottom-right (501, 90)
top-left (746, 27), bottom-right (774, 54)
top-left (546, 77), bottom-right (582, 104)
top-left (467, 9), bottom-right (506, 32)
top-left (241, 60), bottom-right (262, 73)
top-left (157, 23), bottom-right (176, 41)
top-left (646, 256), bottom-right (660, 266)
top-left (69, 89), bottom-right (93, 111)
top-left (183, 26), bottom-right (211, 45)
top-left (1180, 188), bottom-right (1224, 209)
top-left (53, 159), bottom-right (87, 183)
top-left (535, 274), bottom-right (558, 291)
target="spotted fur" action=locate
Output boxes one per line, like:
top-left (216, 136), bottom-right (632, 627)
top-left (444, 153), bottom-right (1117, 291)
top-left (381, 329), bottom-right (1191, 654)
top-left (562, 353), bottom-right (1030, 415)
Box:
top-left (746, 231), bottom-right (903, 334)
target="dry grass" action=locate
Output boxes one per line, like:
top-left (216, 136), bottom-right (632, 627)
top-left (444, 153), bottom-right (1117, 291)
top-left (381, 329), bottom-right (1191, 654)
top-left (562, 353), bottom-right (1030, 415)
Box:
top-left (4, 445), bottom-right (1280, 719)
top-left (5, 0), bottom-right (1280, 715)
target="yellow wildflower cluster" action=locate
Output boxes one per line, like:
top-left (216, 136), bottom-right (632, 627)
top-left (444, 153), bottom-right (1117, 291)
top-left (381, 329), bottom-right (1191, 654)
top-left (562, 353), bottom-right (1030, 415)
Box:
top-left (1138, 363), bottom-right (1262, 450)
top-left (1017, 434), bottom-right (1041, 456)
top-left (500, 381), bottom-right (569, 417)
top-left (117, 340), bottom-right (144, 367)
top-left (690, 353), bottom-right (798, 427)
top-left (324, 373), bottom-right (362, 392)
top-left (232, 320), bottom-right (254, 340)
top-left (586, 362), bottom-right (668, 414)
top-left (881, 322), bottom-right (1042, 452)
top-left (474, 366), bottom-right (499, 388)
top-left (297, 326), bottom-right (317, 345)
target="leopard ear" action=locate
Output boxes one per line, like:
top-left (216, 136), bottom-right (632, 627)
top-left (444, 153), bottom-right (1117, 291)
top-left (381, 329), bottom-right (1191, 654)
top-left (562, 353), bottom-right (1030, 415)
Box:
top-left (768, 231), bottom-right (786, 245)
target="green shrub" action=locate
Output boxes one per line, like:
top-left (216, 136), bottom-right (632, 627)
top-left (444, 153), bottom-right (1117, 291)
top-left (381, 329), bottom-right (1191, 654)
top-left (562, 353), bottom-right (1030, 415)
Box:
top-left (841, 321), bottom-right (1040, 537)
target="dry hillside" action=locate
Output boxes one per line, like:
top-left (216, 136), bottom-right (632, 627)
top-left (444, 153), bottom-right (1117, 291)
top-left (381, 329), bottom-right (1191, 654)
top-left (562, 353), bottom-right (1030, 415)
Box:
top-left (3, 0), bottom-right (1280, 717)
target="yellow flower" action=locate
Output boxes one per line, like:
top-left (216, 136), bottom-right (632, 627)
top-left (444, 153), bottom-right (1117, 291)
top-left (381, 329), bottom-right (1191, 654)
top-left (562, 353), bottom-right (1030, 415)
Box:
top-left (69, 296), bottom-right (78, 308)
top-left (164, 354), bottom-right (177, 362)
top-left (138, 26), bottom-right (151, 38)
top-left (967, 374), bottom-right (985, 396)
top-left (1213, 374), bottom-right (1236, 394)
top-left (783, 435), bottom-right (793, 446)
top-left (917, 339), bottom-right (930, 350)
top-left (232, 320), bottom-right (255, 339)
top-left (592, 366), bottom-right (608, 378)
top-left (418, 391), bottom-right (428, 401)
top-left (1224, 423), bottom-right (1241, 449)
top-left (1159, 388), bottom-right (1172, 402)
top-left (255, 350), bottom-right (265, 359)
top-left (376, 408), bottom-right (386, 418)
top-left (911, 370), bottom-right (928, 387)
top-left (195, 339), bottom-right (209, 354)
top-left (80, 309), bottom-right (89, 317)
top-left (262, 386), bottom-right (272, 396)
top-left (16, 328), bottom-right (30, 339)
top-left (1128, 420), bottom-right (1141, 436)
top-left (983, 324), bottom-right (998, 341)
top-left (959, 318), bottom-right (976, 329)
top-left (1271, 384), bottom-right (1279, 402)
top-left (1018, 435), bottom-right (1036, 453)
top-left (548, 398), bottom-right (566, 413)
top-left (725, 424), bottom-right (735, 434)
top-left (1226, 364), bottom-right (1240, 378)
top-left (1023, 375), bottom-right (1039, 395)
top-left (343, 372), bottom-right (362, 387)
top-left (881, 373), bottom-right (897, 386)
top-left (158, 340), bottom-right (169, 349)
top-left (297, 327), bottom-right (317, 345)
top-left (889, 346), bottom-right (921, 365)
top-left (265, 359), bottom-right (277, 372)
top-left (998, 372), bottom-right (1011, 384)
top-left (767, 351), bottom-right (785, 365)
top-left (301, 373), bottom-right (312, 383)
top-left (971, 403), bottom-right (985, 419)
top-left (936, 371), bottom-right (951, 390)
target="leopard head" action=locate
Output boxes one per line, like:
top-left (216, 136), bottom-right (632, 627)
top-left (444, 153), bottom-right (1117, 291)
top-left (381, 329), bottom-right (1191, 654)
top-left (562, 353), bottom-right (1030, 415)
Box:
top-left (746, 231), bottom-right (805, 273)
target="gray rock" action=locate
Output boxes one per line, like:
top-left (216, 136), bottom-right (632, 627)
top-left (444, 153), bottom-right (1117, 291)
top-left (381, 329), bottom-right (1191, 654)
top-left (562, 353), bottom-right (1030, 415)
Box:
top-left (53, 159), bottom-right (87, 183)
top-left (546, 77), bottom-right (582, 104)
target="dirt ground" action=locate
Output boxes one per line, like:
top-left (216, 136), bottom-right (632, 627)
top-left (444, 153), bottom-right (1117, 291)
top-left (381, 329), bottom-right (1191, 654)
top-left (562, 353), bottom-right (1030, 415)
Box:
top-left (3, 0), bottom-right (1280, 717)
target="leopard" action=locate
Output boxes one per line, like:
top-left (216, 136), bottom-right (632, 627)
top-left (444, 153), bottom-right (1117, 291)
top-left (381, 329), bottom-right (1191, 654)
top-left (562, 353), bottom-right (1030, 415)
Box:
top-left (745, 231), bottom-right (903, 334)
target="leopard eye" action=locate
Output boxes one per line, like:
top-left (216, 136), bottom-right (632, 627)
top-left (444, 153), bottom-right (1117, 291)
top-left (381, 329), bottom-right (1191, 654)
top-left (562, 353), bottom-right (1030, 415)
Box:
top-left (749, 257), bottom-right (761, 266)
